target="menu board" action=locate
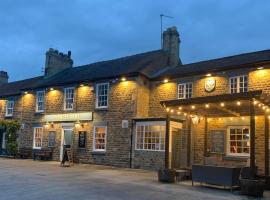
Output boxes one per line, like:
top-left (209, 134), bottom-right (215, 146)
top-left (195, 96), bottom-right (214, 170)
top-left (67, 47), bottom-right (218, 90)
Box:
top-left (78, 131), bottom-right (86, 148)
top-left (210, 130), bottom-right (225, 153)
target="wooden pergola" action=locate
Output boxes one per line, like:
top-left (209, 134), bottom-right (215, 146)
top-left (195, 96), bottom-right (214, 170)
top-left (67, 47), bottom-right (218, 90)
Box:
top-left (161, 90), bottom-right (270, 177)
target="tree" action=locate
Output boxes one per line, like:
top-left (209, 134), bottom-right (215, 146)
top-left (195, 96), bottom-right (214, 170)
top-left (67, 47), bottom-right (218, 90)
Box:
top-left (0, 119), bottom-right (21, 156)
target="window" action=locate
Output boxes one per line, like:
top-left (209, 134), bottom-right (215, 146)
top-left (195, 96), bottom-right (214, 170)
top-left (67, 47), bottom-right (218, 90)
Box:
top-left (96, 83), bottom-right (109, 108)
top-left (36, 91), bottom-right (45, 112)
top-left (229, 75), bottom-right (248, 93)
top-left (227, 126), bottom-right (250, 156)
top-left (48, 131), bottom-right (55, 147)
top-left (93, 126), bottom-right (107, 151)
top-left (178, 83), bottom-right (193, 99)
top-left (135, 122), bottom-right (166, 151)
top-left (64, 87), bottom-right (75, 110)
top-left (5, 100), bottom-right (14, 117)
top-left (33, 127), bottom-right (43, 149)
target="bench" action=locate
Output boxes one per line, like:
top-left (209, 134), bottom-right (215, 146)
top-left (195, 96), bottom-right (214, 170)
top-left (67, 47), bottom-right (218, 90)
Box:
top-left (192, 164), bottom-right (242, 190)
top-left (33, 149), bottom-right (53, 161)
top-left (17, 148), bottom-right (32, 159)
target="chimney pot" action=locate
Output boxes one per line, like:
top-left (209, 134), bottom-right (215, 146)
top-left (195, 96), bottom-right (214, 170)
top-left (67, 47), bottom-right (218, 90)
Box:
top-left (0, 71), bottom-right (9, 84)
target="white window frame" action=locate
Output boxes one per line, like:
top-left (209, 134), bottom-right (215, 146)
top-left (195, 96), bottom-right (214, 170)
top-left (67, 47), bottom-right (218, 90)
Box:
top-left (229, 75), bottom-right (248, 94)
top-left (64, 87), bottom-right (75, 111)
top-left (36, 90), bottom-right (45, 113)
top-left (33, 127), bottom-right (43, 149)
top-left (226, 126), bottom-right (250, 157)
top-left (95, 83), bottom-right (109, 109)
top-left (177, 82), bottom-right (193, 99)
top-left (93, 126), bottom-right (107, 152)
top-left (135, 121), bottom-right (166, 152)
top-left (5, 100), bottom-right (14, 117)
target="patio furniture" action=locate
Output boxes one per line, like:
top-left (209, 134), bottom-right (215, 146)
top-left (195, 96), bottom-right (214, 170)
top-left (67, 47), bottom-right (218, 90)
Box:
top-left (239, 167), bottom-right (265, 197)
top-left (175, 169), bottom-right (191, 182)
top-left (192, 164), bottom-right (241, 190)
top-left (33, 148), bottom-right (53, 160)
top-left (17, 148), bottom-right (32, 159)
top-left (158, 168), bottom-right (176, 183)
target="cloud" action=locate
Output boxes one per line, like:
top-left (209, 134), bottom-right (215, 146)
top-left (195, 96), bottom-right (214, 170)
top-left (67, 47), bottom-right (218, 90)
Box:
top-left (0, 0), bottom-right (270, 81)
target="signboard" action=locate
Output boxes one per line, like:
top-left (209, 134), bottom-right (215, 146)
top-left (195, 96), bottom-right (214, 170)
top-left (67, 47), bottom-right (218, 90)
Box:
top-left (43, 112), bottom-right (93, 122)
top-left (205, 78), bottom-right (216, 92)
top-left (122, 120), bottom-right (129, 128)
top-left (210, 130), bottom-right (225, 153)
top-left (78, 131), bottom-right (86, 148)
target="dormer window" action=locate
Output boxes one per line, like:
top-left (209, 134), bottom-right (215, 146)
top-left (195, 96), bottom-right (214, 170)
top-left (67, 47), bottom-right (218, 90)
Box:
top-left (229, 75), bottom-right (248, 93)
top-left (5, 100), bottom-right (14, 117)
top-left (64, 87), bottom-right (75, 110)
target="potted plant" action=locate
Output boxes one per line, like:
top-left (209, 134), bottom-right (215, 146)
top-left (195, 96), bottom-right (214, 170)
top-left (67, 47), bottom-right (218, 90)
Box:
top-left (158, 168), bottom-right (176, 183)
top-left (239, 167), bottom-right (265, 197)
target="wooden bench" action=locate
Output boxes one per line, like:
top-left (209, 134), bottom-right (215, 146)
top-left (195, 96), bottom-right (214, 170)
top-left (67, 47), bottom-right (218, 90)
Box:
top-left (17, 148), bottom-right (32, 159)
top-left (33, 149), bottom-right (53, 160)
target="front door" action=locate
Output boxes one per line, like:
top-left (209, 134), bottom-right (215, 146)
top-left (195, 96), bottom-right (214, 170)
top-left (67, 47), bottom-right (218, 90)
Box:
top-left (0, 130), bottom-right (7, 155)
top-left (171, 128), bottom-right (188, 169)
top-left (60, 129), bottom-right (73, 161)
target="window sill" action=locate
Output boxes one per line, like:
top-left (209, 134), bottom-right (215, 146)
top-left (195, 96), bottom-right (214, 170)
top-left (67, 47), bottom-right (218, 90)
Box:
top-left (92, 151), bottom-right (106, 155)
top-left (223, 155), bottom-right (249, 161)
top-left (4, 116), bottom-right (13, 119)
top-left (95, 108), bottom-right (108, 112)
top-left (35, 112), bottom-right (44, 115)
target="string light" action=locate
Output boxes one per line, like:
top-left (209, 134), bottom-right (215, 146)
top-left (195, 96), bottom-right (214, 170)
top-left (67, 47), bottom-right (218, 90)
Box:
top-left (170, 109), bottom-right (174, 113)
top-left (241, 117), bottom-right (245, 120)
top-left (253, 100), bottom-right (258, 105)
top-left (205, 104), bottom-right (209, 108)
top-left (191, 105), bottom-right (195, 110)
top-left (163, 79), bottom-right (169, 83)
top-left (220, 102), bottom-right (225, 107)
top-left (178, 107), bottom-right (182, 110)
top-left (184, 113), bottom-right (187, 116)
top-left (237, 101), bottom-right (241, 106)
top-left (177, 111), bottom-right (180, 115)
top-left (121, 77), bottom-right (127, 82)
top-left (230, 117), bottom-right (233, 121)
top-left (166, 108), bottom-right (170, 112)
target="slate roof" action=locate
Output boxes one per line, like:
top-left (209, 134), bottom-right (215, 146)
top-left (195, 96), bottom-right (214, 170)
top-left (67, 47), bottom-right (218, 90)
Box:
top-left (1, 48), bottom-right (270, 98)
top-left (0, 76), bottom-right (44, 97)
top-left (155, 49), bottom-right (270, 79)
top-left (0, 50), bottom-right (169, 97)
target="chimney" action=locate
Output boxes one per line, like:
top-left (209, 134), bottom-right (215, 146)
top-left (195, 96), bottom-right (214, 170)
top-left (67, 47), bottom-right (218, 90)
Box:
top-left (162, 26), bottom-right (181, 66)
top-left (45, 48), bottom-right (73, 77)
top-left (0, 71), bottom-right (9, 84)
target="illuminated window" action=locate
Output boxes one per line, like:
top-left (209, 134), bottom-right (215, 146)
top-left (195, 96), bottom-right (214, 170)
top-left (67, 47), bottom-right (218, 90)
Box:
top-left (5, 100), bottom-right (14, 117)
top-left (229, 75), bottom-right (248, 93)
top-left (135, 121), bottom-right (166, 151)
top-left (36, 91), bottom-right (45, 112)
top-left (96, 83), bottom-right (109, 108)
top-left (227, 126), bottom-right (249, 157)
top-left (33, 127), bottom-right (43, 149)
top-left (93, 126), bottom-right (107, 151)
top-left (178, 82), bottom-right (193, 99)
top-left (64, 87), bottom-right (75, 110)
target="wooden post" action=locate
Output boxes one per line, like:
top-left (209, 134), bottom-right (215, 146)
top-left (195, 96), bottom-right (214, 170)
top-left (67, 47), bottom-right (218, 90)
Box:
top-left (187, 118), bottom-right (191, 167)
top-left (250, 100), bottom-right (256, 178)
top-left (265, 114), bottom-right (269, 176)
top-left (165, 114), bottom-right (170, 169)
top-left (204, 117), bottom-right (208, 158)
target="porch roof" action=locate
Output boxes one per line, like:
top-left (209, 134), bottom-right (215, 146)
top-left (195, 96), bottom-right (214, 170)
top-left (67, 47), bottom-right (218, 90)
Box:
top-left (161, 90), bottom-right (270, 117)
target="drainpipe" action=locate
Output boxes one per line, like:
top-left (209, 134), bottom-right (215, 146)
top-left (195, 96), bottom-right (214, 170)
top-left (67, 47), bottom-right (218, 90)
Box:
top-left (129, 121), bottom-right (134, 168)
top-left (165, 114), bottom-right (170, 169)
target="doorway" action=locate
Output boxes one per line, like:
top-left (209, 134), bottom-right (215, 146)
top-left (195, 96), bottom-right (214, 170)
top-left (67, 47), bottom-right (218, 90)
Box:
top-left (60, 128), bottom-right (73, 161)
top-left (0, 129), bottom-right (7, 155)
top-left (171, 126), bottom-right (188, 169)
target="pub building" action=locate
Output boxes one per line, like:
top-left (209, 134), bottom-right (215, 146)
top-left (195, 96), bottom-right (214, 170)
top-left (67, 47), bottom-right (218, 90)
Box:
top-left (0, 27), bottom-right (270, 181)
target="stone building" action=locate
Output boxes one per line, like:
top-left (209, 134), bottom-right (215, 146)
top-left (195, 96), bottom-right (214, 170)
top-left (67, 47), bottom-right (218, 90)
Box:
top-left (0, 27), bottom-right (270, 178)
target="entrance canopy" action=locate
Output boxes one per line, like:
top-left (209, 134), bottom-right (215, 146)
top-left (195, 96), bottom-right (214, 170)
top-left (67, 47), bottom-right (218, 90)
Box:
top-left (161, 90), bottom-right (270, 118)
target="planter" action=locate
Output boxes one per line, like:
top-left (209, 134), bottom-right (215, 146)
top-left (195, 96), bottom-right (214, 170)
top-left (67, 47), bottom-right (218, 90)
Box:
top-left (158, 169), bottom-right (176, 183)
top-left (240, 178), bottom-right (265, 197)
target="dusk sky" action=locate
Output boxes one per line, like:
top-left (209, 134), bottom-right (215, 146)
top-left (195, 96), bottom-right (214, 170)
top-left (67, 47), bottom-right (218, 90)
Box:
top-left (0, 0), bottom-right (270, 81)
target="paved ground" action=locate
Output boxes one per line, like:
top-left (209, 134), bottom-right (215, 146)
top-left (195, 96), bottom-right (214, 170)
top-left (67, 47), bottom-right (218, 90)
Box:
top-left (0, 158), bottom-right (269, 200)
